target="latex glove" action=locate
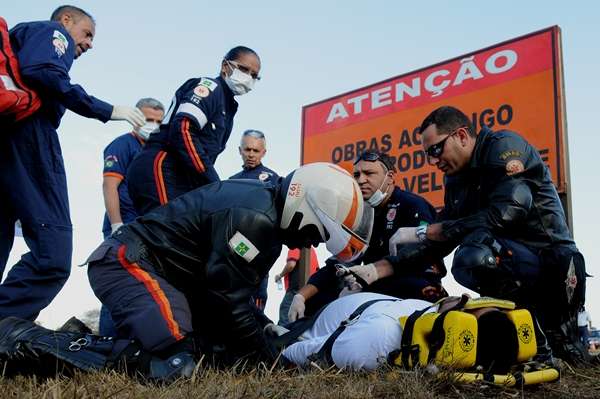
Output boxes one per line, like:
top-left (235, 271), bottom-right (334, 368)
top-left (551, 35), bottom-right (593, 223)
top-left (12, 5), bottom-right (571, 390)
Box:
top-left (341, 263), bottom-right (379, 288)
top-left (288, 294), bottom-right (306, 322)
top-left (111, 222), bottom-right (124, 234)
top-left (110, 105), bottom-right (145, 128)
top-left (389, 226), bottom-right (422, 256)
top-left (264, 323), bottom-right (289, 337)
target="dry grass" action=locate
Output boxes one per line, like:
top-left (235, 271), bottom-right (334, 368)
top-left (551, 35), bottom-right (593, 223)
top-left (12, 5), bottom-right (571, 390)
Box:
top-left (0, 362), bottom-right (599, 399)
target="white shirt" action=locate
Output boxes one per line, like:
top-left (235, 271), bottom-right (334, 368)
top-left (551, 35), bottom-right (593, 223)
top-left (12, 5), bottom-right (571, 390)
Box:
top-left (283, 292), bottom-right (434, 370)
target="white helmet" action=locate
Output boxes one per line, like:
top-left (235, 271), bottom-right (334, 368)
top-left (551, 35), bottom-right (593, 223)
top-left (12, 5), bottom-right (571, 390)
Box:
top-left (281, 162), bottom-right (373, 263)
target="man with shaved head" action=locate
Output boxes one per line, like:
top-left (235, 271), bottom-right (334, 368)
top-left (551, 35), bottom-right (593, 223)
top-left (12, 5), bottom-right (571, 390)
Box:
top-left (0, 5), bottom-right (144, 321)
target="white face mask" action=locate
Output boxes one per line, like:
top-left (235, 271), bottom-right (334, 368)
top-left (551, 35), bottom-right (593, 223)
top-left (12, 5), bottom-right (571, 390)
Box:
top-left (367, 174), bottom-right (390, 207)
top-left (136, 121), bottom-right (159, 140)
top-left (224, 63), bottom-right (255, 95)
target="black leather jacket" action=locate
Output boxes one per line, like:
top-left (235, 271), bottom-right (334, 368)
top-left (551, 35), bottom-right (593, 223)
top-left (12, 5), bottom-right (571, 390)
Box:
top-left (114, 179), bottom-right (284, 357)
top-left (388, 127), bottom-right (575, 267)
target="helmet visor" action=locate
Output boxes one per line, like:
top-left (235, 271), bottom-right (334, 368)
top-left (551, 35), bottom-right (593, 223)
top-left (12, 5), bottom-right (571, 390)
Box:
top-left (313, 205), bottom-right (373, 263)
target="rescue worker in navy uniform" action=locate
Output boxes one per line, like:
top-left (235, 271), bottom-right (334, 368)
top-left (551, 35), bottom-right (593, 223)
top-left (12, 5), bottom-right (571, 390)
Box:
top-left (229, 129), bottom-right (279, 311)
top-left (127, 46), bottom-right (261, 216)
top-left (230, 129), bottom-right (279, 184)
top-left (355, 106), bottom-right (590, 363)
top-left (287, 151), bottom-right (446, 322)
top-left (99, 97), bottom-right (165, 337)
top-left (79, 163), bottom-right (372, 379)
top-left (0, 5), bottom-right (145, 321)
top-left (102, 98), bottom-right (165, 238)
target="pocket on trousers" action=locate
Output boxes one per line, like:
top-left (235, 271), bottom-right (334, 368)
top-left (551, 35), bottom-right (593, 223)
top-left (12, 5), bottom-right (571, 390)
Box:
top-left (81, 241), bottom-right (113, 267)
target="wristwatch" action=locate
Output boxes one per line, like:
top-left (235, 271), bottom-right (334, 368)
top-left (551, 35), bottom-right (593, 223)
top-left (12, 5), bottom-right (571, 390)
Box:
top-left (415, 225), bottom-right (428, 242)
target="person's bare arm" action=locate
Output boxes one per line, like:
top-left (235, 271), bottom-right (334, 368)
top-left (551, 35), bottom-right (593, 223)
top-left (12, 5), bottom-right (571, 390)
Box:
top-left (102, 176), bottom-right (123, 225)
top-left (275, 260), bottom-right (297, 281)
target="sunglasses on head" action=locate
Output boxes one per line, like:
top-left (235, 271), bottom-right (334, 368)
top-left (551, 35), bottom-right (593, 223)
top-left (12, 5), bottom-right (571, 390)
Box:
top-left (353, 151), bottom-right (394, 171)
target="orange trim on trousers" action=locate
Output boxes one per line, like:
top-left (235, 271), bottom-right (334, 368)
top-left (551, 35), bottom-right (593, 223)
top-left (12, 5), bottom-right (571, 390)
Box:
top-left (117, 245), bottom-right (184, 341)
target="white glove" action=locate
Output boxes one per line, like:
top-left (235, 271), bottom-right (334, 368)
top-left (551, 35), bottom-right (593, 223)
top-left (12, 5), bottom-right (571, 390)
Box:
top-left (288, 294), bottom-right (306, 322)
top-left (110, 105), bottom-right (145, 128)
top-left (110, 222), bottom-right (124, 234)
top-left (388, 226), bottom-right (425, 256)
top-left (341, 263), bottom-right (379, 288)
top-left (264, 323), bottom-right (289, 337)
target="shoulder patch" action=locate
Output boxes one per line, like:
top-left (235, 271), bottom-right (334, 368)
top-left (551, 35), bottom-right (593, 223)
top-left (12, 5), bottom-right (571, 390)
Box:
top-left (104, 155), bottom-right (118, 168)
top-left (193, 85), bottom-right (210, 98)
top-left (506, 159), bottom-right (525, 176)
top-left (229, 231), bottom-right (260, 263)
top-left (198, 78), bottom-right (218, 91)
top-left (52, 30), bottom-right (68, 57)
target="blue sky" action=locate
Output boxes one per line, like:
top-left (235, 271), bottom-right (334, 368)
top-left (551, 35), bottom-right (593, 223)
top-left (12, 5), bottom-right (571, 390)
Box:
top-left (3, 1), bottom-right (599, 327)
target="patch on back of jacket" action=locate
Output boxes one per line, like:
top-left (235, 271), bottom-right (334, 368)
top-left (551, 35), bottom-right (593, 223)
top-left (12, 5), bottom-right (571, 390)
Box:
top-left (229, 231), bottom-right (259, 262)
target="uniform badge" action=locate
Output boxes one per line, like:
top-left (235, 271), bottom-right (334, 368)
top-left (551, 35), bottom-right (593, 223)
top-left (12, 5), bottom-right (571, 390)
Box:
top-left (499, 150), bottom-right (522, 161)
top-left (229, 231), bottom-right (260, 263)
top-left (52, 30), bottom-right (68, 57)
top-left (193, 85), bottom-right (210, 98)
top-left (104, 155), bottom-right (118, 168)
top-left (386, 208), bottom-right (396, 222)
top-left (258, 172), bottom-right (270, 181)
top-left (506, 159), bottom-right (525, 176)
top-left (199, 78), bottom-right (218, 91)
top-left (190, 95), bottom-right (202, 105)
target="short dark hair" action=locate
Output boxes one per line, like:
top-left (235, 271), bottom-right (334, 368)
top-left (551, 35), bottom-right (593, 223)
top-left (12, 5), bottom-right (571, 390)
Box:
top-left (419, 106), bottom-right (475, 138)
top-left (224, 46), bottom-right (260, 62)
top-left (476, 311), bottom-right (518, 373)
top-left (353, 150), bottom-right (396, 172)
top-left (50, 5), bottom-right (95, 24)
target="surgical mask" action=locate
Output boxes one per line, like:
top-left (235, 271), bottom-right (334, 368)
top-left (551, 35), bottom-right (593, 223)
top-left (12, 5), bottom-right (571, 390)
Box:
top-left (367, 175), bottom-right (390, 207)
top-left (136, 121), bottom-right (159, 140)
top-left (225, 65), bottom-right (255, 95)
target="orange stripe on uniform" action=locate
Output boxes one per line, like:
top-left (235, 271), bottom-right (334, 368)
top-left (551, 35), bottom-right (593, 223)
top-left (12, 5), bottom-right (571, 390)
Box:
top-left (117, 245), bottom-right (184, 341)
top-left (103, 172), bottom-right (124, 180)
top-left (153, 151), bottom-right (168, 205)
top-left (181, 118), bottom-right (206, 173)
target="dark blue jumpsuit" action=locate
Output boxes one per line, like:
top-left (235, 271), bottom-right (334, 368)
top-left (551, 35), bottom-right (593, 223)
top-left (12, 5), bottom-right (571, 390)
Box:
top-left (127, 76), bottom-right (238, 215)
top-left (0, 21), bottom-right (112, 320)
top-left (229, 163), bottom-right (280, 310)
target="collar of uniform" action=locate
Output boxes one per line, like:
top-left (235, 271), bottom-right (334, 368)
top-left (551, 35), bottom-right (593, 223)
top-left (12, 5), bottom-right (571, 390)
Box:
top-left (468, 126), bottom-right (493, 169)
top-left (129, 131), bottom-right (144, 145)
top-left (243, 163), bottom-right (263, 171)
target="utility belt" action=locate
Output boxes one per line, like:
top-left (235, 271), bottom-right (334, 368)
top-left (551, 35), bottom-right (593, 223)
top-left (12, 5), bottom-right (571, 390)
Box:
top-left (388, 296), bottom-right (559, 386)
